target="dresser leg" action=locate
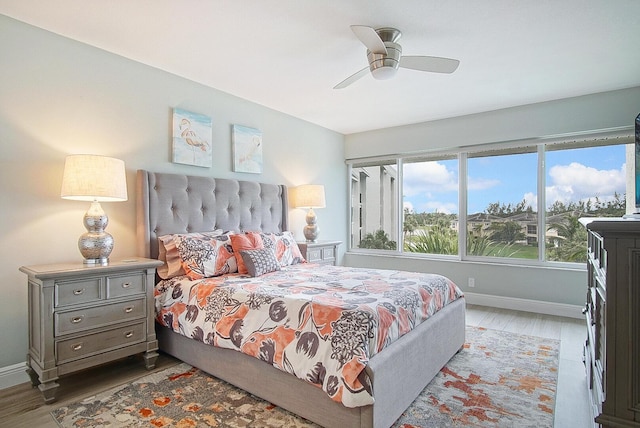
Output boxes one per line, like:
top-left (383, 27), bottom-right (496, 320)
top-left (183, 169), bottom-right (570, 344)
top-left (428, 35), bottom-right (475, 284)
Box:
top-left (26, 365), bottom-right (40, 387)
top-left (144, 350), bottom-right (159, 370)
top-left (38, 380), bottom-right (60, 404)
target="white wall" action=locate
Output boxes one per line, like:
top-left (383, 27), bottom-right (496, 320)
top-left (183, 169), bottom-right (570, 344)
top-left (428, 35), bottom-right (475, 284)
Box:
top-left (0, 16), bottom-right (346, 370)
top-left (344, 86), bottom-right (640, 309)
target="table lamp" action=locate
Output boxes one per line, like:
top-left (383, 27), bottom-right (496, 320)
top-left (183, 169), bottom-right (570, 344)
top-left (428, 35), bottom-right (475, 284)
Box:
top-left (61, 155), bottom-right (128, 265)
top-left (294, 184), bottom-right (325, 242)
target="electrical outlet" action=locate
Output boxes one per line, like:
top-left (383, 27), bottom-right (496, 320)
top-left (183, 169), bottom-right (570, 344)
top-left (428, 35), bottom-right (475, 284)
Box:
top-left (468, 277), bottom-right (475, 288)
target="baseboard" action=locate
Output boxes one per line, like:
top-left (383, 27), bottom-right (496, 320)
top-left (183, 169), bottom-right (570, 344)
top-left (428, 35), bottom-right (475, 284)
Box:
top-left (0, 361), bottom-right (29, 390)
top-left (464, 292), bottom-right (584, 319)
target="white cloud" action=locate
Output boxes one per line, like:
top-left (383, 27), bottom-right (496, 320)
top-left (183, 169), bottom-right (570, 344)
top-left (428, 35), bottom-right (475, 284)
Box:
top-left (523, 192), bottom-right (537, 211)
top-left (546, 162), bottom-right (626, 206)
top-left (420, 201), bottom-right (458, 214)
top-left (468, 177), bottom-right (500, 191)
top-left (403, 200), bottom-right (414, 213)
top-left (403, 161), bottom-right (457, 197)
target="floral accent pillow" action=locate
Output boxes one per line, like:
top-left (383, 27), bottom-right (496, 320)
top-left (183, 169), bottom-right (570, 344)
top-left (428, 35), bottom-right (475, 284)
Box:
top-left (239, 249), bottom-right (281, 277)
top-left (157, 230), bottom-right (225, 279)
top-left (260, 231), bottom-right (306, 266)
top-left (173, 233), bottom-right (237, 280)
top-left (230, 232), bottom-right (265, 274)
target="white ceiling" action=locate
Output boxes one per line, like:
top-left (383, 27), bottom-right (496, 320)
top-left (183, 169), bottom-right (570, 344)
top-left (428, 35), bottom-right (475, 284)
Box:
top-left (2, 1), bottom-right (639, 134)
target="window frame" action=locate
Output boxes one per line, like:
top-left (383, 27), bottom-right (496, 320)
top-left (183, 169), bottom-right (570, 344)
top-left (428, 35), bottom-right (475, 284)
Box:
top-left (346, 126), bottom-right (634, 268)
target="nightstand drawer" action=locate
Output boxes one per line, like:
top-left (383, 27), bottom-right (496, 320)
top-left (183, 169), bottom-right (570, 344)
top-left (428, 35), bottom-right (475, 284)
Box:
top-left (107, 273), bottom-right (145, 298)
top-left (56, 322), bottom-right (146, 364)
top-left (307, 249), bottom-right (323, 262)
top-left (55, 298), bottom-right (146, 335)
top-left (55, 278), bottom-right (102, 307)
top-left (322, 247), bottom-right (335, 261)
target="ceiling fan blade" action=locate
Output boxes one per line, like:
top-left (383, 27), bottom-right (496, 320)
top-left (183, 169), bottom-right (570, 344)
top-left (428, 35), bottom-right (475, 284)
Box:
top-left (333, 67), bottom-right (369, 90)
top-left (400, 56), bottom-right (460, 74)
top-left (350, 25), bottom-right (387, 55)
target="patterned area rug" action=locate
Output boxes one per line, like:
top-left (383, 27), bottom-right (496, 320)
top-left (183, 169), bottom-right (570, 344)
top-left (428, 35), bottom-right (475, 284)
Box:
top-left (51, 327), bottom-right (559, 427)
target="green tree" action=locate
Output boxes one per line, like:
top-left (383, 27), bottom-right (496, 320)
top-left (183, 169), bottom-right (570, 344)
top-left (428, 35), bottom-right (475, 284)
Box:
top-left (359, 229), bottom-right (397, 250)
top-left (547, 215), bottom-right (588, 262)
top-left (488, 221), bottom-right (525, 244)
top-left (405, 225), bottom-right (457, 255)
top-left (485, 199), bottom-right (533, 217)
top-left (403, 208), bottom-right (418, 237)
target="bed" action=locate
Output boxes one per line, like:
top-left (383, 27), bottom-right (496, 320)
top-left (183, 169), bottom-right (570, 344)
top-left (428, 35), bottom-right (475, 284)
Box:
top-left (136, 170), bottom-right (466, 428)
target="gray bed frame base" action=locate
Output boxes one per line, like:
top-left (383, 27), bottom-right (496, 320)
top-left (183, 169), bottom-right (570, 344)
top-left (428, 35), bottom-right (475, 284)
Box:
top-left (137, 170), bottom-right (466, 428)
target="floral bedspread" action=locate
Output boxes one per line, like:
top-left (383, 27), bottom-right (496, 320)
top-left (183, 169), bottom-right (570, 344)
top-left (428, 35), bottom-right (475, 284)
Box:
top-left (155, 264), bottom-right (463, 408)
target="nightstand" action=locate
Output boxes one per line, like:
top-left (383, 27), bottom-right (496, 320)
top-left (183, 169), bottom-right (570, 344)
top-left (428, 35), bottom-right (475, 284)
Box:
top-left (297, 240), bottom-right (342, 266)
top-left (20, 257), bottom-right (163, 403)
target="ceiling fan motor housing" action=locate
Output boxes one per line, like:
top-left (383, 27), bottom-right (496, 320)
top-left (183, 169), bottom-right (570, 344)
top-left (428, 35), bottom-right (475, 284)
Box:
top-left (367, 28), bottom-right (403, 80)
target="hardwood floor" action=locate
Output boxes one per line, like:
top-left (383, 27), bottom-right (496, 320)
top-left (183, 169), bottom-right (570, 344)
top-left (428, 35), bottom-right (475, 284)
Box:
top-left (0, 305), bottom-right (591, 427)
top-left (0, 353), bottom-right (181, 428)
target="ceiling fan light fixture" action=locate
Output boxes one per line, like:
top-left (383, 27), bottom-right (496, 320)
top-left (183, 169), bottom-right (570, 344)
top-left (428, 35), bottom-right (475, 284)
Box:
top-left (370, 63), bottom-right (399, 80)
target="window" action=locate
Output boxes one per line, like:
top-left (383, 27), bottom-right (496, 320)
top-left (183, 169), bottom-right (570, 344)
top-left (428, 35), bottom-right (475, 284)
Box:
top-left (545, 144), bottom-right (627, 263)
top-left (466, 148), bottom-right (538, 260)
top-left (348, 129), bottom-right (633, 266)
top-left (403, 156), bottom-right (459, 256)
top-left (350, 161), bottom-right (398, 250)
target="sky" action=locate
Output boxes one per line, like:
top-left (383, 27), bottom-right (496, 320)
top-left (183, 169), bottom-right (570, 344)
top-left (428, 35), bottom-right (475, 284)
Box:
top-left (403, 144), bottom-right (630, 215)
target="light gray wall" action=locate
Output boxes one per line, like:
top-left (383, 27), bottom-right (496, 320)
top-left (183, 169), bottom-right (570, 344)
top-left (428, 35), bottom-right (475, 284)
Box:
top-left (0, 16), bottom-right (346, 369)
top-left (344, 86), bottom-right (640, 307)
top-left (345, 87), bottom-right (640, 159)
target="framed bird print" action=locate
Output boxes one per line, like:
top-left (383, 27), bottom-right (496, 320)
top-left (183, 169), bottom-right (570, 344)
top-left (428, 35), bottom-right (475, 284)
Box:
top-left (172, 108), bottom-right (212, 167)
top-left (232, 124), bottom-right (263, 174)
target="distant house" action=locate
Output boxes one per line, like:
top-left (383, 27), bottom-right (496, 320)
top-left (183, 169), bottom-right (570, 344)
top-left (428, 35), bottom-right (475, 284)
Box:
top-left (466, 212), bottom-right (569, 246)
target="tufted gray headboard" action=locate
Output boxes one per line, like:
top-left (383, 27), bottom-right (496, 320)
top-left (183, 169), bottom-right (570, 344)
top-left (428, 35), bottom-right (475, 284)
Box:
top-left (136, 170), bottom-right (289, 260)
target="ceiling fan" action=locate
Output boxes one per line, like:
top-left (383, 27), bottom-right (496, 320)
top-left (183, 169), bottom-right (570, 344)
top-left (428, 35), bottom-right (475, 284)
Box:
top-left (334, 25), bottom-right (460, 89)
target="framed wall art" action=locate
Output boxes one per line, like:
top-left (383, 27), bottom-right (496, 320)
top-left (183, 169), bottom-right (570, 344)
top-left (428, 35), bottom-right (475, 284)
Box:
top-left (232, 124), bottom-right (263, 174)
top-left (172, 108), bottom-right (212, 167)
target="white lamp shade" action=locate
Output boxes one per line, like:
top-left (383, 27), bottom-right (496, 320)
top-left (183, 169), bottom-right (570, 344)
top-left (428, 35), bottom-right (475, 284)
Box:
top-left (61, 155), bottom-right (128, 202)
top-left (294, 184), bottom-right (326, 208)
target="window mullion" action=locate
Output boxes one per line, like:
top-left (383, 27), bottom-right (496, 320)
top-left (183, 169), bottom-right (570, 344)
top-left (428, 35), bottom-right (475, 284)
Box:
top-left (397, 159), bottom-right (404, 254)
top-left (459, 152), bottom-right (467, 260)
top-left (538, 145), bottom-right (546, 261)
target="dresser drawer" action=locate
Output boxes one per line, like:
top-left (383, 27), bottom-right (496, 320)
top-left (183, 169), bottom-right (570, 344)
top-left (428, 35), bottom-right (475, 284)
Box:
top-left (55, 278), bottom-right (102, 307)
top-left (56, 322), bottom-right (146, 364)
top-left (107, 273), bottom-right (145, 298)
top-left (55, 298), bottom-right (146, 335)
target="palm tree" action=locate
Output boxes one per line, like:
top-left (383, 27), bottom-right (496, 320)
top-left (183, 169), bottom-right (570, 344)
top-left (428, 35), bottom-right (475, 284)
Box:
top-left (547, 215), bottom-right (587, 262)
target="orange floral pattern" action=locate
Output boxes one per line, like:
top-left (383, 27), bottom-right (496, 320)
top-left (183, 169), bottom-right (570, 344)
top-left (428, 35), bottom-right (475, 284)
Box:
top-left (394, 327), bottom-right (559, 427)
top-left (155, 264), bottom-right (463, 408)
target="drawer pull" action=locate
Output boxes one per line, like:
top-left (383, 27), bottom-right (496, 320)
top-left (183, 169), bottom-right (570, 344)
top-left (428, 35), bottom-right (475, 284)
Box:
top-left (121, 282), bottom-right (132, 288)
top-left (73, 288), bottom-right (85, 295)
top-left (123, 306), bottom-right (134, 314)
top-left (71, 316), bottom-right (84, 324)
top-left (71, 343), bottom-right (83, 351)
top-left (124, 331), bottom-right (134, 338)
